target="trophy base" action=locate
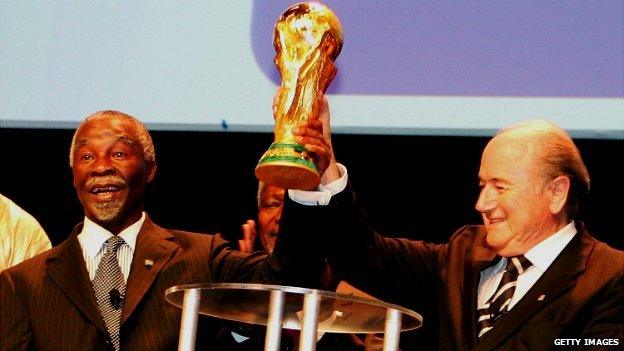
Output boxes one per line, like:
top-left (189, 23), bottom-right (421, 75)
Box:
top-left (255, 159), bottom-right (320, 190)
top-left (255, 142), bottom-right (320, 189)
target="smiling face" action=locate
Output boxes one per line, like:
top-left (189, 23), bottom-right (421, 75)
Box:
top-left (257, 184), bottom-right (285, 253)
top-left (475, 132), bottom-right (564, 256)
top-left (71, 114), bottom-right (156, 234)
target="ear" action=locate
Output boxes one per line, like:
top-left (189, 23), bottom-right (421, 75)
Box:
top-left (548, 175), bottom-right (570, 215)
top-left (146, 161), bottom-right (157, 183)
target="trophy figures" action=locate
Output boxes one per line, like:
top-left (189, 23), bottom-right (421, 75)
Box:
top-left (255, 2), bottom-right (343, 189)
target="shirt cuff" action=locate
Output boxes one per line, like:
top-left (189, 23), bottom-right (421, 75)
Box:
top-left (288, 163), bottom-right (348, 206)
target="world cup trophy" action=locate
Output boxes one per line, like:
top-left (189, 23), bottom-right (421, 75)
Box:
top-left (255, 2), bottom-right (343, 189)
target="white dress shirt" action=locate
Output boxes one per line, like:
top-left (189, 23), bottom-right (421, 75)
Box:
top-left (289, 163), bottom-right (348, 206)
top-left (477, 221), bottom-right (577, 310)
top-left (77, 212), bottom-right (145, 282)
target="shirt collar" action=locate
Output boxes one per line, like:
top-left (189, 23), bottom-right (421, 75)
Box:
top-left (523, 221), bottom-right (577, 273)
top-left (77, 212), bottom-right (145, 259)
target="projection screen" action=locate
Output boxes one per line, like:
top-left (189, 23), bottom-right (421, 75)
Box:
top-left (1, 0), bottom-right (622, 139)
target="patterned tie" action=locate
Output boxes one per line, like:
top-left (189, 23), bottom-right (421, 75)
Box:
top-left (93, 236), bottom-right (126, 351)
top-left (477, 255), bottom-right (532, 339)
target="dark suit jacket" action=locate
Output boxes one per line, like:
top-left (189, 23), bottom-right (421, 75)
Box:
top-left (1, 217), bottom-right (323, 350)
top-left (282, 188), bottom-right (624, 351)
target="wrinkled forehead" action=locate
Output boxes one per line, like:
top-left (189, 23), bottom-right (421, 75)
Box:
top-left (262, 184), bottom-right (286, 199)
top-left (484, 133), bottom-right (534, 158)
top-left (479, 132), bottom-right (540, 176)
top-left (75, 116), bottom-right (140, 146)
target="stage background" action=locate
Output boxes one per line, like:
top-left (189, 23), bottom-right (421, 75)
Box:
top-left (2, 0), bottom-right (623, 138)
top-left (1, 1), bottom-right (622, 348)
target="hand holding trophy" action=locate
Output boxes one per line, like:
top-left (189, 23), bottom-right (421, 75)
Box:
top-left (255, 2), bottom-right (343, 190)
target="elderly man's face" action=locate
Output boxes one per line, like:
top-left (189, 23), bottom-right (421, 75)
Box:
top-left (258, 184), bottom-right (285, 253)
top-left (475, 134), bottom-right (559, 256)
top-left (72, 116), bottom-right (155, 233)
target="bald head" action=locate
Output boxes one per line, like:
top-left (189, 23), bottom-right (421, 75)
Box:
top-left (493, 120), bottom-right (590, 219)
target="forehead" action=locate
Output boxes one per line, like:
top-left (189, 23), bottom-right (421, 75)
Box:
top-left (479, 133), bottom-right (539, 181)
top-left (75, 116), bottom-right (140, 145)
top-left (262, 185), bottom-right (285, 199)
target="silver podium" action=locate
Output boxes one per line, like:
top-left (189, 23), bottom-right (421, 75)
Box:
top-left (165, 283), bottom-right (422, 351)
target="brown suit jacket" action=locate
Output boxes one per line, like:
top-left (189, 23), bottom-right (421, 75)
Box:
top-left (1, 217), bottom-right (321, 350)
top-left (282, 188), bottom-right (624, 351)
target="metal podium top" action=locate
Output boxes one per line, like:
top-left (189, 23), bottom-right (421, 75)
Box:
top-left (165, 283), bottom-right (422, 334)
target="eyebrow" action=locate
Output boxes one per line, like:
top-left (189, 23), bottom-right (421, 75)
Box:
top-left (478, 174), bottom-right (508, 182)
top-left (115, 135), bottom-right (136, 145)
top-left (75, 134), bottom-right (135, 147)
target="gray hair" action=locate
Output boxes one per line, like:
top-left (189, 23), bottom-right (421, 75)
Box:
top-left (498, 120), bottom-right (590, 219)
top-left (69, 110), bottom-right (156, 167)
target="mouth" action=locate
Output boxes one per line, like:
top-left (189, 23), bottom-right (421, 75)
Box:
top-left (488, 217), bottom-right (506, 225)
top-left (88, 184), bottom-right (125, 201)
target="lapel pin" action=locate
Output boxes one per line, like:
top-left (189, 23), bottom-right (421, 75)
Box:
top-left (537, 294), bottom-right (546, 301)
top-left (144, 259), bottom-right (154, 269)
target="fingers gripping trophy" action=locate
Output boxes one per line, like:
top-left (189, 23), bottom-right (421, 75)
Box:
top-left (255, 2), bottom-right (343, 190)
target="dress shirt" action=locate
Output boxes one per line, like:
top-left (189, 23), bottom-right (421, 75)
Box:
top-left (477, 221), bottom-right (577, 310)
top-left (77, 212), bottom-right (145, 282)
top-left (289, 163), bottom-right (348, 205)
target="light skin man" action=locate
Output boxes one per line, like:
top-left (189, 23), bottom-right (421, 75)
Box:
top-left (285, 98), bottom-right (623, 350)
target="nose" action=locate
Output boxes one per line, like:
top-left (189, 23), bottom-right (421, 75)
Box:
top-left (475, 185), bottom-right (496, 213)
top-left (90, 156), bottom-right (116, 176)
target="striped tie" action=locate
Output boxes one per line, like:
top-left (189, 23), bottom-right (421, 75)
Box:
top-left (477, 255), bottom-right (532, 339)
top-left (93, 236), bottom-right (126, 351)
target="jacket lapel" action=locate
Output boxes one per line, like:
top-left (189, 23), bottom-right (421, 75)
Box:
top-left (121, 217), bottom-right (179, 324)
top-left (476, 224), bottom-right (592, 351)
top-left (45, 225), bottom-right (108, 334)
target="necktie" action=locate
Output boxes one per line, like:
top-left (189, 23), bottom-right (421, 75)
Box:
top-left (93, 236), bottom-right (126, 351)
top-left (477, 255), bottom-right (532, 339)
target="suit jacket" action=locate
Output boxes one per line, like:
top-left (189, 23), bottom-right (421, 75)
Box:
top-left (1, 217), bottom-right (323, 350)
top-left (282, 188), bottom-right (624, 351)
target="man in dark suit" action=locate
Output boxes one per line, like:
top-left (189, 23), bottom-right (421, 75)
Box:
top-left (284, 97), bottom-right (623, 350)
top-left (0, 110), bottom-right (323, 351)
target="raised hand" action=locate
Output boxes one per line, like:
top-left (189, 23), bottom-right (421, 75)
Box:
top-left (292, 93), bottom-right (341, 185)
top-left (237, 219), bottom-right (257, 253)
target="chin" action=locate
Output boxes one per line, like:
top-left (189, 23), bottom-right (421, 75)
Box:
top-left (89, 202), bottom-right (123, 223)
top-left (485, 231), bottom-right (508, 251)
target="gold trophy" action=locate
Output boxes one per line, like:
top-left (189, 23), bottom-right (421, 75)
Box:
top-left (255, 2), bottom-right (343, 189)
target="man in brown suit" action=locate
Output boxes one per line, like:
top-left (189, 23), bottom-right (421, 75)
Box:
top-left (0, 110), bottom-right (322, 350)
top-left (284, 97), bottom-right (623, 350)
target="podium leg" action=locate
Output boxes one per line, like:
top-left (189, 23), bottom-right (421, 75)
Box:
top-left (383, 308), bottom-right (402, 351)
top-left (299, 292), bottom-right (321, 351)
top-left (264, 290), bottom-right (285, 351)
top-left (178, 288), bottom-right (201, 351)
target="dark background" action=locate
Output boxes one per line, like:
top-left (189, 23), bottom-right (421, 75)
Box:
top-left (2, 128), bottom-right (622, 250)
top-left (2, 127), bottom-right (622, 349)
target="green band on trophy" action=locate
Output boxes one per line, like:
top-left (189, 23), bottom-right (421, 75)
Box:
top-left (257, 155), bottom-right (318, 171)
top-left (268, 143), bottom-right (308, 154)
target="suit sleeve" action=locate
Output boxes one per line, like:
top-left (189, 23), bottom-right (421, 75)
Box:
top-left (281, 185), bottom-right (446, 304)
top-left (207, 231), bottom-right (325, 289)
top-left (0, 269), bottom-right (32, 350)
